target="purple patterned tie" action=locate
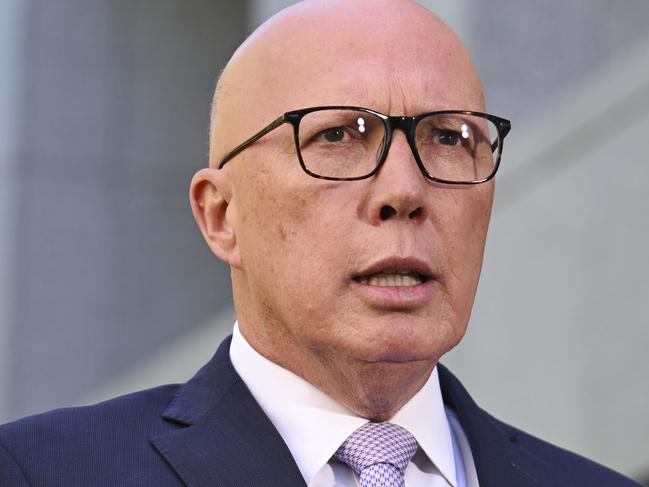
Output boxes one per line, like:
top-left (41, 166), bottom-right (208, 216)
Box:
top-left (335, 422), bottom-right (418, 487)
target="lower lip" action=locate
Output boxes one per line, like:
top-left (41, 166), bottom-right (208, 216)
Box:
top-left (350, 278), bottom-right (438, 308)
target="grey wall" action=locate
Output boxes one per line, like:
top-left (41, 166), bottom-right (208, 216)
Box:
top-left (3, 0), bottom-right (245, 420)
top-left (0, 0), bottom-right (25, 424)
top-left (421, 0), bottom-right (649, 122)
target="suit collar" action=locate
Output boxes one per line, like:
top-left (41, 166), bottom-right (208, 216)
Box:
top-left (150, 336), bottom-right (554, 487)
top-left (438, 363), bottom-right (555, 487)
top-left (151, 336), bottom-right (306, 487)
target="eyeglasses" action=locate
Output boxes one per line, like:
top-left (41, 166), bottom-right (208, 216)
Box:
top-left (218, 106), bottom-right (511, 185)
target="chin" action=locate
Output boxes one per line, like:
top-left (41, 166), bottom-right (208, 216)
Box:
top-left (346, 313), bottom-right (462, 364)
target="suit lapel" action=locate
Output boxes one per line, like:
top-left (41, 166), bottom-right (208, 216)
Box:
top-left (150, 336), bottom-right (555, 487)
top-left (439, 364), bottom-right (555, 487)
top-left (151, 337), bottom-right (306, 487)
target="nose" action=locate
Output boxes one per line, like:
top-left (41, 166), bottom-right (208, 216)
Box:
top-left (364, 130), bottom-right (429, 225)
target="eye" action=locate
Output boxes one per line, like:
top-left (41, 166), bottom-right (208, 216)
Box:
top-left (322, 127), bottom-right (346, 143)
top-left (437, 130), bottom-right (461, 146)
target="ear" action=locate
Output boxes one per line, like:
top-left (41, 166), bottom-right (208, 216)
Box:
top-left (190, 168), bottom-right (242, 268)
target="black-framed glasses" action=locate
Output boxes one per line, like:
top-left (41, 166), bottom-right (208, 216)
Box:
top-left (218, 106), bottom-right (511, 184)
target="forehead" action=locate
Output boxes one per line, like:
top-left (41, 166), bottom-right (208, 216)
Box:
top-left (231, 7), bottom-right (483, 118)
top-left (300, 58), bottom-right (483, 115)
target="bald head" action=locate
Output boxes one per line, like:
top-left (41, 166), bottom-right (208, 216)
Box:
top-left (209, 0), bottom-right (483, 167)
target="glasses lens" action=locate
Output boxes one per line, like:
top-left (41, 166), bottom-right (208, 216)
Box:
top-left (414, 113), bottom-right (499, 183)
top-left (297, 109), bottom-right (386, 179)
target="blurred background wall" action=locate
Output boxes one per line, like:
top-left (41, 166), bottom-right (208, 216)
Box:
top-left (1, 0), bottom-right (648, 483)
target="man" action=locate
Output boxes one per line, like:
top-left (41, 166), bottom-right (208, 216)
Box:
top-left (0, 1), bottom-right (642, 486)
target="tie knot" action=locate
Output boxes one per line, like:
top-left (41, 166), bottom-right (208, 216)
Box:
top-left (335, 422), bottom-right (418, 476)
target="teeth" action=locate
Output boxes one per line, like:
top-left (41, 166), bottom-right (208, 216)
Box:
top-left (357, 273), bottom-right (423, 287)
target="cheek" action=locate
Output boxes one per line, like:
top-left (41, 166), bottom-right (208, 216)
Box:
top-left (437, 188), bottom-right (492, 306)
top-left (445, 186), bottom-right (491, 257)
top-left (237, 175), bottom-right (350, 310)
top-left (275, 193), bottom-right (310, 242)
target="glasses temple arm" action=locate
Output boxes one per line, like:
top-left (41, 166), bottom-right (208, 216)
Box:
top-left (490, 120), bottom-right (512, 153)
top-left (218, 115), bottom-right (287, 169)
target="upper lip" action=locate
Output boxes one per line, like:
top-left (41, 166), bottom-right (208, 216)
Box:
top-left (353, 256), bottom-right (435, 281)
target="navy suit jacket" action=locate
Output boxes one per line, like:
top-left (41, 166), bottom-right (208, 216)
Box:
top-left (0, 336), bottom-right (641, 486)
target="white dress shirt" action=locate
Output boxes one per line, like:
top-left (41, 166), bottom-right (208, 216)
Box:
top-left (230, 322), bottom-right (479, 486)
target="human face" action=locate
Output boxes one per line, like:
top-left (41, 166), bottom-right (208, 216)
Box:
top-left (208, 0), bottom-right (493, 416)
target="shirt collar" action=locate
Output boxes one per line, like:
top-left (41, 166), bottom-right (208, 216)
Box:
top-left (229, 322), bottom-right (457, 486)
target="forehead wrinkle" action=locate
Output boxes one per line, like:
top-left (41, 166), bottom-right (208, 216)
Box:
top-left (327, 63), bottom-right (473, 117)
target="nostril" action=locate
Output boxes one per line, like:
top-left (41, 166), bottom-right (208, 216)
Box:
top-left (409, 207), bottom-right (422, 219)
top-left (380, 205), bottom-right (397, 220)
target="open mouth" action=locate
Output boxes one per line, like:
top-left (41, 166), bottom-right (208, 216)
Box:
top-left (354, 270), bottom-right (431, 287)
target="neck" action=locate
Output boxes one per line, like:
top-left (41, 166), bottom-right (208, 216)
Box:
top-left (236, 317), bottom-right (436, 421)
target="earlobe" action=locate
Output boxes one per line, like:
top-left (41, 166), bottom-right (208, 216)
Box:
top-left (189, 168), bottom-right (241, 267)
